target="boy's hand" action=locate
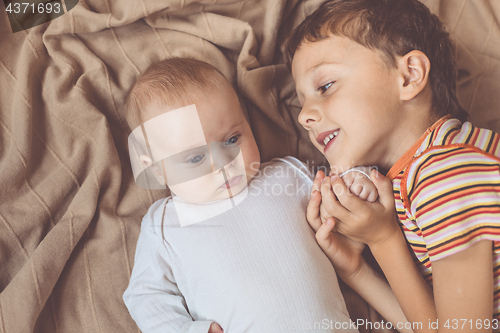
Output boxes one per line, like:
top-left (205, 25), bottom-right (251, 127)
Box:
top-left (320, 170), bottom-right (400, 248)
top-left (315, 217), bottom-right (367, 279)
top-left (307, 171), bottom-right (366, 279)
top-left (208, 322), bottom-right (224, 333)
top-left (340, 168), bottom-right (378, 202)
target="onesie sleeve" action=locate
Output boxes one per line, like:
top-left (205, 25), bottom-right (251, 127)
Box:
top-left (408, 147), bottom-right (500, 261)
top-left (278, 156), bottom-right (316, 181)
top-left (123, 216), bottom-right (213, 333)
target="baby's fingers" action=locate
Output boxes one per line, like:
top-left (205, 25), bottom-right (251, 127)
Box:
top-left (208, 323), bottom-right (224, 333)
top-left (366, 189), bottom-right (378, 203)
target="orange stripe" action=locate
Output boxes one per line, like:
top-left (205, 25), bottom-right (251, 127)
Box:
top-left (416, 188), bottom-right (500, 219)
top-left (470, 127), bottom-right (481, 144)
top-left (430, 228), bottom-right (500, 257)
top-left (421, 207), bottom-right (500, 235)
top-left (387, 115), bottom-right (451, 180)
top-left (411, 165), bottom-right (499, 203)
top-left (491, 134), bottom-right (500, 154)
top-left (403, 144), bottom-right (500, 209)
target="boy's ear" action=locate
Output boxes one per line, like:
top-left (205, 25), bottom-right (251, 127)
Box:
top-left (398, 50), bottom-right (431, 101)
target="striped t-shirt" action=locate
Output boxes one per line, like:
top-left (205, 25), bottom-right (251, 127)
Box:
top-left (386, 115), bottom-right (500, 320)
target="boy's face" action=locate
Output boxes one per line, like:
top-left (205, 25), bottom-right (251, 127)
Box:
top-left (292, 35), bottom-right (404, 174)
top-left (142, 82), bottom-right (261, 203)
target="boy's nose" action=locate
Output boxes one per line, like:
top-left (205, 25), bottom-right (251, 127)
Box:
top-left (298, 101), bottom-right (321, 128)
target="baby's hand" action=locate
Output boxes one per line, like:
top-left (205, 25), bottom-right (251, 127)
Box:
top-left (339, 167), bottom-right (378, 202)
top-left (208, 322), bottom-right (224, 333)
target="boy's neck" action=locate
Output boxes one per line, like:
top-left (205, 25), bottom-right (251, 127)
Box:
top-left (382, 104), bottom-right (438, 173)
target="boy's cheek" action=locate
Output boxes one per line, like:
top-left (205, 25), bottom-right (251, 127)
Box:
top-left (309, 132), bottom-right (321, 151)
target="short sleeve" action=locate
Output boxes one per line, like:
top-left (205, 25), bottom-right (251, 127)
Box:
top-left (408, 147), bottom-right (500, 261)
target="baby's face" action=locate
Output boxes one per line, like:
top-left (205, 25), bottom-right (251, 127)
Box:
top-left (291, 35), bottom-right (404, 174)
top-left (143, 82), bottom-right (260, 203)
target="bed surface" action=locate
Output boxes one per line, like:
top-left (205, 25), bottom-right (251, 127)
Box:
top-left (0, 0), bottom-right (499, 332)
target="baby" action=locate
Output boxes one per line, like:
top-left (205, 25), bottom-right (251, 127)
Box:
top-left (122, 58), bottom-right (378, 333)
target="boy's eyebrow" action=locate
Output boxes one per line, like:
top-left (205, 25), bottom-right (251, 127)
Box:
top-left (310, 61), bottom-right (342, 73)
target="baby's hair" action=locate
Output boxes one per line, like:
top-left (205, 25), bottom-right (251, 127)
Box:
top-left (125, 57), bottom-right (229, 131)
top-left (285, 0), bottom-right (469, 122)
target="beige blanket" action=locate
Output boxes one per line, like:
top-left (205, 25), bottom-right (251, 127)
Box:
top-left (0, 0), bottom-right (499, 332)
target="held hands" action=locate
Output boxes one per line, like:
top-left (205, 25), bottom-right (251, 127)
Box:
top-left (308, 171), bottom-right (367, 279)
top-left (307, 169), bottom-right (400, 279)
top-left (208, 322), bottom-right (224, 333)
top-left (313, 168), bottom-right (400, 247)
top-left (339, 167), bottom-right (379, 203)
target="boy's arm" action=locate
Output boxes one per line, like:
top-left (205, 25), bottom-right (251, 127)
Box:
top-left (432, 240), bottom-right (493, 332)
top-left (309, 173), bottom-right (414, 332)
top-left (314, 219), bottom-right (414, 333)
top-left (321, 173), bottom-right (437, 332)
top-left (123, 221), bottom-right (219, 333)
top-left (345, 254), bottom-right (415, 333)
top-left (325, 166), bottom-right (497, 332)
top-left (369, 215), bottom-right (494, 333)
top-left (368, 228), bottom-right (437, 332)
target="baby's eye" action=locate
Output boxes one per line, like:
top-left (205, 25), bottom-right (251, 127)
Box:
top-left (188, 154), bottom-right (205, 164)
top-left (225, 135), bottom-right (240, 145)
top-left (318, 82), bottom-right (334, 94)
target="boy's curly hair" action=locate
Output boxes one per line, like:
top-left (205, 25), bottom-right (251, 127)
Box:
top-left (285, 0), bottom-right (469, 122)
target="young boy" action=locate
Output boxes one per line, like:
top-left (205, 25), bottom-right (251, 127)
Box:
top-left (287, 0), bottom-right (500, 331)
top-left (122, 58), bottom-right (399, 333)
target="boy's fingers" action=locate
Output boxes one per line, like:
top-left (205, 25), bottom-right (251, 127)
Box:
top-left (320, 203), bottom-right (332, 223)
top-left (315, 218), bottom-right (336, 249)
top-left (306, 190), bottom-right (322, 232)
top-left (312, 170), bottom-right (325, 193)
top-left (320, 177), bottom-right (350, 221)
top-left (370, 169), bottom-right (395, 208)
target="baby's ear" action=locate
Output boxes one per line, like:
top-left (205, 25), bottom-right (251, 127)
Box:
top-left (398, 50), bottom-right (431, 101)
top-left (139, 155), bottom-right (153, 168)
top-left (139, 155), bottom-right (166, 185)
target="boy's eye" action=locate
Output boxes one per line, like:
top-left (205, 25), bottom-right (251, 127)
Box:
top-left (225, 135), bottom-right (240, 145)
top-left (318, 82), bottom-right (334, 94)
top-left (188, 154), bottom-right (205, 164)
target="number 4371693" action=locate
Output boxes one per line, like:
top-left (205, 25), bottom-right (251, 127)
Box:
top-left (5, 2), bottom-right (61, 14)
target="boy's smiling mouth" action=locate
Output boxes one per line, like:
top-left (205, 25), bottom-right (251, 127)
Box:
top-left (316, 129), bottom-right (339, 152)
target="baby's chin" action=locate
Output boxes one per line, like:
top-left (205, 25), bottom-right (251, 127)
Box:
top-left (173, 179), bottom-right (249, 204)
